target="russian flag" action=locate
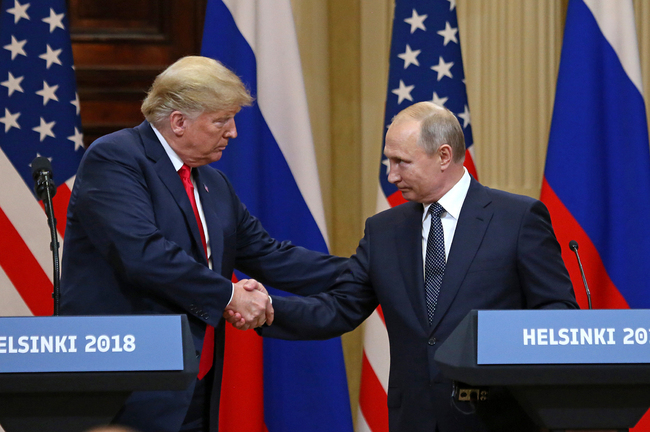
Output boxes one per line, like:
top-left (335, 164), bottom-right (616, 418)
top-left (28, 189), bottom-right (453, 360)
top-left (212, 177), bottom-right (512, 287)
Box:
top-left (201, 1), bottom-right (353, 431)
top-left (541, 1), bottom-right (650, 427)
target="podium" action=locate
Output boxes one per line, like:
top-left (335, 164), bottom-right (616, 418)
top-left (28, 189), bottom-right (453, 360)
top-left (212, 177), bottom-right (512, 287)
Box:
top-left (434, 309), bottom-right (650, 431)
top-left (0, 315), bottom-right (198, 432)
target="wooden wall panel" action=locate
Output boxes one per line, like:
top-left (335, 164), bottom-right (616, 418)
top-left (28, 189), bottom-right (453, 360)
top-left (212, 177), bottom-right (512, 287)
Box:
top-left (69, 0), bottom-right (206, 146)
top-left (69, 0), bottom-right (168, 40)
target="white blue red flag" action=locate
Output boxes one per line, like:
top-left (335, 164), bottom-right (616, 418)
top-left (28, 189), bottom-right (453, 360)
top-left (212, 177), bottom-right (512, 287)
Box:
top-left (541, 0), bottom-right (650, 429)
top-left (0, 0), bottom-right (83, 317)
top-left (359, 1), bottom-right (477, 431)
top-left (201, 1), bottom-right (353, 431)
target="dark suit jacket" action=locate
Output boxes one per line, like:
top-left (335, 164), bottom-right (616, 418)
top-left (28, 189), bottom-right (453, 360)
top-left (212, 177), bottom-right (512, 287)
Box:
top-left (60, 121), bottom-right (345, 432)
top-left (264, 178), bottom-right (578, 432)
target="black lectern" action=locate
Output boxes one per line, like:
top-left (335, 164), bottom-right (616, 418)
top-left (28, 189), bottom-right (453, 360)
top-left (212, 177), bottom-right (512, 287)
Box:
top-left (434, 310), bottom-right (650, 431)
top-left (0, 315), bottom-right (198, 432)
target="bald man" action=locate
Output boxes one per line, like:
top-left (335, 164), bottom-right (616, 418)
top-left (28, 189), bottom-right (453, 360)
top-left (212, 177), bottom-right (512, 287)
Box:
top-left (250, 102), bottom-right (578, 432)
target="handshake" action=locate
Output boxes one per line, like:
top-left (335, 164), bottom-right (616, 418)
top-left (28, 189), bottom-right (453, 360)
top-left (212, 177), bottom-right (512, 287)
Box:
top-left (222, 279), bottom-right (274, 331)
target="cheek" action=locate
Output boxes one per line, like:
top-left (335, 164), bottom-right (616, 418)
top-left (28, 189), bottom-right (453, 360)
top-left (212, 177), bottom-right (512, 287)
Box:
top-left (212, 128), bottom-right (226, 141)
top-left (400, 167), bottom-right (414, 181)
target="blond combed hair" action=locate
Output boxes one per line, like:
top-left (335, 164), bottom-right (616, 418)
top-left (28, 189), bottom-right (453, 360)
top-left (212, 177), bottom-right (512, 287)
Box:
top-left (141, 56), bottom-right (253, 126)
top-left (392, 101), bottom-right (466, 163)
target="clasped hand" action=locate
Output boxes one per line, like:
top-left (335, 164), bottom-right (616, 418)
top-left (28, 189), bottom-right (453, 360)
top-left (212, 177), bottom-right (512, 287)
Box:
top-left (223, 279), bottom-right (273, 330)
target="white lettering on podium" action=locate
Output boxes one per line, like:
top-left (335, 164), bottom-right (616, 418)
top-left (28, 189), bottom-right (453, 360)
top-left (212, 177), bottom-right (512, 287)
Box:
top-left (558, 328), bottom-right (569, 345)
top-left (0, 335), bottom-right (80, 353)
top-left (7, 336), bottom-right (17, 353)
top-left (537, 328), bottom-right (548, 345)
top-left (55, 336), bottom-right (67, 352)
top-left (41, 336), bottom-right (53, 353)
top-left (68, 335), bottom-right (77, 352)
top-left (18, 336), bottom-right (29, 353)
top-left (523, 329), bottom-right (535, 345)
top-left (523, 328), bottom-right (618, 346)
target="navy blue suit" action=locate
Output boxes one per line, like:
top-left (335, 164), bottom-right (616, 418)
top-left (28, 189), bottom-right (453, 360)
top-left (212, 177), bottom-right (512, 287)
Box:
top-left (60, 121), bottom-right (345, 432)
top-left (264, 178), bottom-right (578, 432)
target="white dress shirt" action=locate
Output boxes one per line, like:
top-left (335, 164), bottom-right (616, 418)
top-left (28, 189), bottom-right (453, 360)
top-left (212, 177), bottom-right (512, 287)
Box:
top-left (151, 125), bottom-right (213, 265)
top-left (422, 167), bottom-right (471, 277)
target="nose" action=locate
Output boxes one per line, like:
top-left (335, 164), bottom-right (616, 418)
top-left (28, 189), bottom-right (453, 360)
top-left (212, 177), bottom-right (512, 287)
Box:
top-left (225, 118), bottom-right (237, 138)
top-left (387, 163), bottom-right (399, 184)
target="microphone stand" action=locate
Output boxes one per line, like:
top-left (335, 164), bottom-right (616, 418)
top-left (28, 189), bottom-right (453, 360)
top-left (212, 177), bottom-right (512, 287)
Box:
top-left (569, 240), bottom-right (592, 310)
top-left (39, 172), bottom-right (60, 316)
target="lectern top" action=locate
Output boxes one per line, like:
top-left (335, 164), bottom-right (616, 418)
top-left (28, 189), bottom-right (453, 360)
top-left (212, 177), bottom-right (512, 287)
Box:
top-left (0, 315), bottom-right (184, 373)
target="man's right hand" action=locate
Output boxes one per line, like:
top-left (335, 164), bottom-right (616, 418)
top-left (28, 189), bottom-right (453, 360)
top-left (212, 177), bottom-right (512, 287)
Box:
top-left (224, 279), bottom-right (274, 330)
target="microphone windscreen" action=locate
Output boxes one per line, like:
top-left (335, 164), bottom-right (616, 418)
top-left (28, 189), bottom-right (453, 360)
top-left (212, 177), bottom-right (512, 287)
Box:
top-left (569, 240), bottom-right (579, 251)
top-left (31, 156), bottom-right (52, 180)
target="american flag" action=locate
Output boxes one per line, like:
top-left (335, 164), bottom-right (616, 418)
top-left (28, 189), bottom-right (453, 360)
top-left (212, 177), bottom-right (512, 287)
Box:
top-left (358, 0), bottom-right (476, 431)
top-left (0, 0), bottom-right (83, 317)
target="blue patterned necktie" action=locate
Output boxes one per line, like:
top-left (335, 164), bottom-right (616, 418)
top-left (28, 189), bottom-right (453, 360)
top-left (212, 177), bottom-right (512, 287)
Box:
top-left (424, 203), bottom-right (446, 325)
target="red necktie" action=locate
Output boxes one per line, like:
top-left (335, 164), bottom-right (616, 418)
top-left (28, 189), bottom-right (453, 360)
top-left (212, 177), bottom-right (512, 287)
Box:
top-left (178, 164), bottom-right (214, 380)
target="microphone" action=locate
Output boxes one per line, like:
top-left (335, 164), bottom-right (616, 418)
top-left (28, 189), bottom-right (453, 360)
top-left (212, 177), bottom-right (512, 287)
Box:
top-left (31, 156), bottom-right (57, 201)
top-left (569, 240), bottom-right (592, 309)
top-left (30, 156), bottom-right (61, 316)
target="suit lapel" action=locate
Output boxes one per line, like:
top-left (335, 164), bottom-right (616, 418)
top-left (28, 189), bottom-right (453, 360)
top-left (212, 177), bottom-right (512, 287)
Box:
top-left (395, 201), bottom-right (430, 330)
top-left (137, 122), bottom-right (208, 266)
top-left (195, 167), bottom-right (224, 272)
top-left (429, 179), bottom-right (493, 333)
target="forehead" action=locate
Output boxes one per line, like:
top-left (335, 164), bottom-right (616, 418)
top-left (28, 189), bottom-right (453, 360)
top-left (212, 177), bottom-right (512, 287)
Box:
top-left (199, 106), bottom-right (241, 119)
top-left (384, 119), bottom-right (421, 156)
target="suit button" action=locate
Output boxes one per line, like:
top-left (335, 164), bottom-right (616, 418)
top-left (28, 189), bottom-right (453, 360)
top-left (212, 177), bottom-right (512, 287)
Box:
top-left (428, 337), bottom-right (437, 346)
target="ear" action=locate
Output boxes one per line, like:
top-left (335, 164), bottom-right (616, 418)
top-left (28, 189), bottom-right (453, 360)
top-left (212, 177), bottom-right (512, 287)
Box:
top-left (169, 111), bottom-right (186, 137)
top-left (438, 144), bottom-right (453, 169)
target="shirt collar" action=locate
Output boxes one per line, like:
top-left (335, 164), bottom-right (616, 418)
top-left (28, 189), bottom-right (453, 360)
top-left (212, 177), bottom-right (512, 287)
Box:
top-left (422, 167), bottom-right (471, 221)
top-left (151, 124), bottom-right (184, 172)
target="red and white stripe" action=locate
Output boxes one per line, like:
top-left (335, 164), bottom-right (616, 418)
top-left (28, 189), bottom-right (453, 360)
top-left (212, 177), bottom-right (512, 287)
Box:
top-left (0, 148), bottom-right (74, 317)
top-left (356, 186), bottom-right (391, 432)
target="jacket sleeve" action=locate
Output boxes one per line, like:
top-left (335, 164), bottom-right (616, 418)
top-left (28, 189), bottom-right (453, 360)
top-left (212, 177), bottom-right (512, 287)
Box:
top-left (516, 199), bottom-right (579, 310)
top-left (219, 172), bottom-right (348, 296)
top-left (260, 226), bottom-right (379, 340)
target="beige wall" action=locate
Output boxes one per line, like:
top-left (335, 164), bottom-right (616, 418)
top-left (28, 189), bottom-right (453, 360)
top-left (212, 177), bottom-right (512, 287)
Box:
top-left (292, 0), bottom-right (650, 426)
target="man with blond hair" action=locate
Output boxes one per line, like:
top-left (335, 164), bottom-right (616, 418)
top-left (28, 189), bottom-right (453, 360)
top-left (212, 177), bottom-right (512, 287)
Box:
top-left (60, 56), bottom-right (345, 432)
top-left (252, 102), bottom-right (578, 431)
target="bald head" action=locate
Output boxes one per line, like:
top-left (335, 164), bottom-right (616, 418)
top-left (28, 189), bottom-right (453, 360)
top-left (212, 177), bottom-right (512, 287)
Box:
top-left (391, 102), bottom-right (466, 163)
top-left (383, 102), bottom-right (467, 203)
